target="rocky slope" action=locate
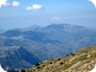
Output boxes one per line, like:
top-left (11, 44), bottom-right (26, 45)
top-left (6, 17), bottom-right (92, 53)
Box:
top-left (0, 46), bottom-right (40, 71)
top-left (29, 46), bottom-right (96, 72)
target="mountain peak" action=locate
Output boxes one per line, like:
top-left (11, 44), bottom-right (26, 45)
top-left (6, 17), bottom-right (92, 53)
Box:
top-left (47, 23), bottom-right (69, 28)
top-left (16, 25), bottom-right (41, 32)
top-left (46, 23), bottom-right (86, 29)
top-left (28, 25), bottom-right (40, 29)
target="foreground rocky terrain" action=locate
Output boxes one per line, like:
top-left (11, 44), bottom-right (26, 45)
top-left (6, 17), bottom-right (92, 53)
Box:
top-left (29, 46), bottom-right (96, 72)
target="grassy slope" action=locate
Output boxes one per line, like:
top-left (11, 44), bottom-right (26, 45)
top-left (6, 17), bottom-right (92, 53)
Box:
top-left (29, 46), bottom-right (96, 72)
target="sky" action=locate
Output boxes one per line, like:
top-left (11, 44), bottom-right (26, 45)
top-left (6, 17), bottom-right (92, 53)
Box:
top-left (0, 0), bottom-right (96, 30)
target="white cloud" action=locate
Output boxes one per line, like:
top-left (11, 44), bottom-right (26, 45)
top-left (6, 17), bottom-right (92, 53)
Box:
top-left (89, 0), bottom-right (96, 7)
top-left (3, 2), bottom-right (10, 7)
top-left (26, 4), bottom-right (43, 11)
top-left (26, 6), bottom-right (32, 10)
top-left (0, 0), bottom-right (20, 8)
top-left (51, 16), bottom-right (95, 21)
top-left (12, 1), bottom-right (20, 7)
top-left (0, 0), bottom-right (8, 7)
top-left (51, 17), bottom-right (61, 20)
top-left (32, 4), bottom-right (42, 9)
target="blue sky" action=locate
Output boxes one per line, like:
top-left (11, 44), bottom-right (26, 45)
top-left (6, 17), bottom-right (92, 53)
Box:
top-left (0, 0), bottom-right (96, 30)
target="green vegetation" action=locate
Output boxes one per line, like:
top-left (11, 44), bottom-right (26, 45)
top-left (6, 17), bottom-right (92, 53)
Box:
top-left (28, 46), bottom-right (96, 72)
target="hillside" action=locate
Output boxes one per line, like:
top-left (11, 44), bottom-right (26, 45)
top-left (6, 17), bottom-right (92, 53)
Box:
top-left (29, 46), bottom-right (96, 72)
top-left (0, 46), bottom-right (40, 71)
top-left (0, 23), bottom-right (96, 70)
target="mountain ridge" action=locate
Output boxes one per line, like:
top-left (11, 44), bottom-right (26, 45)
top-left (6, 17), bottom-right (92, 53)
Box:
top-left (0, 23), bottom-right (96, 70)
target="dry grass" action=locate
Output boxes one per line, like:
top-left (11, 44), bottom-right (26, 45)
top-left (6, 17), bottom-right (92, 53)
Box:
top-left (29, 46), bottom-right (96, 72)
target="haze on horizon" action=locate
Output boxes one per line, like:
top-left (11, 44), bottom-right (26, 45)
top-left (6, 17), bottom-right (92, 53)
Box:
top-left (0, 0), bottom-right (96, 30)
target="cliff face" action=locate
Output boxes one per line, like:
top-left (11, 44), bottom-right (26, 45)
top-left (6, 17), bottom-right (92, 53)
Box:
top-left (29, 46), bottom-right (96, 72)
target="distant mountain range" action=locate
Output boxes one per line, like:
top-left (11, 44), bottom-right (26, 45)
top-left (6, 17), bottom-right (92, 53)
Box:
top-left (29, 46), bottom-right (96, 72)
top-left (0, 23), bottom-right (96, 70)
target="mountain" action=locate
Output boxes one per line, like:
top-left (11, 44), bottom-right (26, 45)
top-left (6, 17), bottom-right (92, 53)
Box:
top-left (29, 46), bottom-right (96, 72)
top-left (16, 25), bottom-right (41, 32)
top-left (0, 29), bottom-right (4, 34)
top-left (0, 23), bottom-right (96, 70)
top-left (0, 46), bottom-right (40, 71)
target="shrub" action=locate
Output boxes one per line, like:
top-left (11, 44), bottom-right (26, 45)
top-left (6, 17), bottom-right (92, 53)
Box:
top-left (43, 65), bottom-right (45, 67)
top-left (71, 53), bottom-right (75, 56)
top-left (37, 66), bottom-right (40, 69)
top-left (58, 58), bottom-right (61, 61)
top-left (36, 63), bottom-right (40, 66)
top-left (60, 62), bottom-right (64, 65)
top-left (50, 62), bottom-right (53, 64)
